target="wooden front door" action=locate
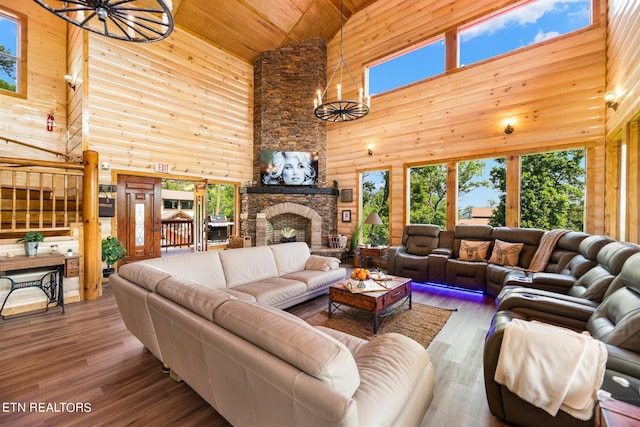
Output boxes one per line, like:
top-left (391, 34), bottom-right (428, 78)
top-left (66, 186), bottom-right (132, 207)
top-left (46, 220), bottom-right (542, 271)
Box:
top-left (117, 175), bottom-right (162, 264)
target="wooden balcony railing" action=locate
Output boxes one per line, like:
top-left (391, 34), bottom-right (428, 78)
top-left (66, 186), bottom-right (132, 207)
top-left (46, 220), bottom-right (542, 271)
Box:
top-left (161, 219), bottom-right (193, 249)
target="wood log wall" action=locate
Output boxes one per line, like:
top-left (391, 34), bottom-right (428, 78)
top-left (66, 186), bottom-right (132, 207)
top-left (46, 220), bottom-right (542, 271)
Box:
top-left (83, 29), bottom-right (253, 183)
top-left (605, 0), bottom-right (640, 243)
top-left (0, 0), bottom-right (68, 162)
top-left (326, 0), bottom-right (610, 245)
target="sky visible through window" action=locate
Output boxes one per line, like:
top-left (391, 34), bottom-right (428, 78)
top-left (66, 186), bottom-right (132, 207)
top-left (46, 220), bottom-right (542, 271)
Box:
top-left (0, 13), bottom-right (18, 89)
top-left (368, 0), bottom-right (591, 96)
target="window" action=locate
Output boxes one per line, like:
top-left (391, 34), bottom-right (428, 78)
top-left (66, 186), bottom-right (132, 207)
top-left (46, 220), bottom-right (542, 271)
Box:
top-left (366, 37), bottom-right (445, 96)
top-left (487, 149), bottom-right (585, 230)
top-left (164, 200), bottom-right (178, 209)
top-left (408, 164), bottom-right (447, 228)
top-left (459, 0), bottom-right (592, 66)
top-left (360, 170), bottom-right (389, 246)
top-left (0, 8), bottom-right (24, 94)
top-left (458, 158), bottom-right (505, 226)
top-left (180, 200), bottom-right (194, 210)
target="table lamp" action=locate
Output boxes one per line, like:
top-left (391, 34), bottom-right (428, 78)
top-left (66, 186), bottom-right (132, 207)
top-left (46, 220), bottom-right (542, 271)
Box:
top-left (364, 212), bottom-right (383, 246)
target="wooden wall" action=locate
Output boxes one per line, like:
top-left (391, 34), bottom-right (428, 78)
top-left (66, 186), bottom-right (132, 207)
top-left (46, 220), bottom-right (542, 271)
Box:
top-left (605, 0), bottom-right (640, 138)
top-left (326, 0), bottom-right (609, 245)
top-left (82, 28), bottom-right (254, 184)
top-left (605, 0), bottom-right (640, 243)
top-left (0, 0), bottom-right (68, 161)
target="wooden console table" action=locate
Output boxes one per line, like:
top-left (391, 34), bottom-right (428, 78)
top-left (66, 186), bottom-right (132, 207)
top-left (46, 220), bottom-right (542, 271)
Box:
top-left (357, 246), bottom-right (389, 268)
top-left (0, 253), bottom-right (74, 319)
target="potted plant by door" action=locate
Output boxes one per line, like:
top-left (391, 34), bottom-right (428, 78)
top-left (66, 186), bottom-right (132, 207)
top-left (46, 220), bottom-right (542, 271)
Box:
top-left (101, 236), bottom-right (127, 278)
top-left (18, 231), bottom-right (45, 257)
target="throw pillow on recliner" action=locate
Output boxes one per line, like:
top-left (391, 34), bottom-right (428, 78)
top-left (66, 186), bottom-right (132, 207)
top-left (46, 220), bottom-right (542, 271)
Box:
top-left (488, 239), bottom-right (524, 266)
top-left (459, 240), bottom-right (491, 261)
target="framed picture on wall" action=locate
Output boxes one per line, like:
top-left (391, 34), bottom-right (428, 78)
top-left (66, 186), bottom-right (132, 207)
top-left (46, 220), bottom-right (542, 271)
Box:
top-left (342, 210), bottom-right (351, 222)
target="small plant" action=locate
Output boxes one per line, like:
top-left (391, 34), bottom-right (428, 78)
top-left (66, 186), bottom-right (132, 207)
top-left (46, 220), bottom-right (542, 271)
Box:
top-left (17, 231), bottom-right (45, 243)
top-left (349, 221), bottom-right (364, 253)
top-left (281, 227), bottom-right (296, 238)
top-left (101, 236), bottom-right (127, 269)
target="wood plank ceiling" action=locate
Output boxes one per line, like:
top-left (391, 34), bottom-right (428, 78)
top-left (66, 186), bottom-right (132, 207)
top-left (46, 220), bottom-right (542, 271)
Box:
top-left (171, 0), bottom-right (379, 63)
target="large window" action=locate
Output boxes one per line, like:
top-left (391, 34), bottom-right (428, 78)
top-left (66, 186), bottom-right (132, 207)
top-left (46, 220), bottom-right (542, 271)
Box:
top-left (361, 170), bottom-right (389, 246)
top-left (459, 0), bottom-right (591, 66)
top-left (487, 149), bottom-right (586, 231)
top-left (366, 38), bottom-right (445, 96)
top-left (366, 0), bottom-right (592, 96)
top-left (458, 158), bottom-right (505, 226)
top-left (407, 149), bottom-right (585, 231)
top-left (0, 8), bottom-right (24, 94)
top-left (408, 164), bottom-right (447, 228)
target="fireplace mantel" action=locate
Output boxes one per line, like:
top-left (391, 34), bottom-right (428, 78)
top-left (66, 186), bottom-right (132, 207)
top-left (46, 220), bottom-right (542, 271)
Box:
top-left (241, 187), bottom-right (338, 196)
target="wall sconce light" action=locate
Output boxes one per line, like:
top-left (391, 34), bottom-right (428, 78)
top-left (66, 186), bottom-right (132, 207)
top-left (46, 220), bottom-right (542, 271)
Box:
top-left (504, 119), bottom-right (515, 135)
top-left (65, 74), bottom-right (79, 91)
top-left (367, 148), bottom-right (374, 156)
top-left (604, 91), bottom-right (618, 111)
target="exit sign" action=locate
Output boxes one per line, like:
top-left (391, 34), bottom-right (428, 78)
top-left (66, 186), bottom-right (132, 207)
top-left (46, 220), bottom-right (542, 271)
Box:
top-left (155, 163), bottom-right (171, 173)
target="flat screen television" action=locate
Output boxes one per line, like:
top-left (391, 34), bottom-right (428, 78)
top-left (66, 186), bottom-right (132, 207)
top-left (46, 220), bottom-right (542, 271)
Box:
top-left (260, 151), bottom-right (319, 186)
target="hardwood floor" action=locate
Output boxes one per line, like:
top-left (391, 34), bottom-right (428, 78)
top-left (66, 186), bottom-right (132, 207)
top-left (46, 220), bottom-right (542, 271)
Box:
top-left (0, 281), bottom-right (509, 427)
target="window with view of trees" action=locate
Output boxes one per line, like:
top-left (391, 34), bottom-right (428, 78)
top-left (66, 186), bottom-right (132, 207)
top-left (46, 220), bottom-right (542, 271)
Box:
top-left (361, 170), bottom-right (389, 246)
top-left (458, 158), bottom-right (505, 226)
top-left (407, 149), bottom-right (585, 231)
top-left (488, 149), bottom-right (585, 231)
top-left (408, 164), bottom-right (447, 228)
top-left (0, 9), bottom-right (21, 94)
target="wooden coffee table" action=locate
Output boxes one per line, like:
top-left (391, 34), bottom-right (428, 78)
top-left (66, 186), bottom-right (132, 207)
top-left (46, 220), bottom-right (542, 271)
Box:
top-left (328, 275), bottom-right (412, 334)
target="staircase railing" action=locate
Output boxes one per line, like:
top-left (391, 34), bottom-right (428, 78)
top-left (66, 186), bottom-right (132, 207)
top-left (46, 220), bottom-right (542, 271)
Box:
top-left (0, 164), bottom-right (83, 238)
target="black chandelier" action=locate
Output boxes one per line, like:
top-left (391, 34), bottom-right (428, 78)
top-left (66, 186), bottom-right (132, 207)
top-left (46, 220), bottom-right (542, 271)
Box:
top-left (33, 0), bottom-right (174, 43)
top-left (313, 0), bottom-right (369, 122)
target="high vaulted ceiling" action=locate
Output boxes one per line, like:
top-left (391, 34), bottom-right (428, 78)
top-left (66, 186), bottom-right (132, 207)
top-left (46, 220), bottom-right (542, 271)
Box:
top-left (170, 0), bottom-right (378, 63)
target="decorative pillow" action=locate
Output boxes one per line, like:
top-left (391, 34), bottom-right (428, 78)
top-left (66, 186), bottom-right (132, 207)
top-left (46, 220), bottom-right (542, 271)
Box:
top-left (488, 239), bottom-right (524, 266)
top-left (305, 255), bottom-right (340, 271)
top-left (458, 240), bottom-right (491, 261)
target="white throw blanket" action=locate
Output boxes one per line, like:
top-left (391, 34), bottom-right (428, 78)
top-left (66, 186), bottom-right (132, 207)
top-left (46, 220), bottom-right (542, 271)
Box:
top-left (494, 319), bottom-right (607, 420)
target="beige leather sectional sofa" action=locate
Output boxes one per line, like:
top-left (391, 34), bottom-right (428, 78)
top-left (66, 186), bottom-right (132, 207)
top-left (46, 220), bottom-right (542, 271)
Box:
top-left (110, 242), bottom-right (435, 426)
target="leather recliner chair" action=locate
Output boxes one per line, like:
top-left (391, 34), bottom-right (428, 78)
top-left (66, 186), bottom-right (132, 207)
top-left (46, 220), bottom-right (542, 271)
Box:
top-left (483, 252), bottom-right (640, 427)
top-left (497, 241), bottom-right (640, 312)
top-left (386, 224), bottom-right (440, 282)
top-left (496, 234), bottom-right (615, 300)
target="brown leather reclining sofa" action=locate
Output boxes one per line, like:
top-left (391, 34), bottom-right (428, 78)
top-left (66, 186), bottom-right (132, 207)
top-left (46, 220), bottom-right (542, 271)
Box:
top-left (387, 224), bottom-right (638, 298)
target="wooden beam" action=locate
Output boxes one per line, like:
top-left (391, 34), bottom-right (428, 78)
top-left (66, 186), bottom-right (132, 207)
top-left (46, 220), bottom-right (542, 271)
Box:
top-left (82, 150), bottom-right (101, 300)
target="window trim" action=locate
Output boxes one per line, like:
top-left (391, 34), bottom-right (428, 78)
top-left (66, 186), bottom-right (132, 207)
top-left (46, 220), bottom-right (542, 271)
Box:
top-left (0, 6), bottom-right (27, 98)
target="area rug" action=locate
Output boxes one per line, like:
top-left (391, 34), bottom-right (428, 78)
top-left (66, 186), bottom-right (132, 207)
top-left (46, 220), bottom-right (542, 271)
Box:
top-left (306, 302), bottom-right (455, 348)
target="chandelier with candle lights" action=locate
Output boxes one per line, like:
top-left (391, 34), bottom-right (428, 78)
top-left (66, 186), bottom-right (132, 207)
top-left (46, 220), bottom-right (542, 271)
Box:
top-left (32, 0), bottom-right (174, 43)
top-left (313, 0), bottom-right (369, 122)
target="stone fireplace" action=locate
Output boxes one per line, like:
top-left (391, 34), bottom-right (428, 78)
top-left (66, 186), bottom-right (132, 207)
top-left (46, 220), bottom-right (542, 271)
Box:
top-left (256, 202), bottom-right (321, 247)
top-left (239, 37), bottom-right (341, 254)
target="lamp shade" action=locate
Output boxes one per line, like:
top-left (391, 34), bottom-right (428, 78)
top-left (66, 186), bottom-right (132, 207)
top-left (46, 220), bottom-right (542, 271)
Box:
top-left (364, 212), bottom-right (383, 225)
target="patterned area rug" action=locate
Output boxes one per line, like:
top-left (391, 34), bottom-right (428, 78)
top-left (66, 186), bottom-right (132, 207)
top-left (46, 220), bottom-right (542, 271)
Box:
top-left (306, 302), bottom-right (455, 348)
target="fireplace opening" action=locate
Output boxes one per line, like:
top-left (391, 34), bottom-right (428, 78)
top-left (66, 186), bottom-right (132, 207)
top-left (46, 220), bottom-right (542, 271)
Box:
top-left (255, 202), bottom-right (322, 248)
